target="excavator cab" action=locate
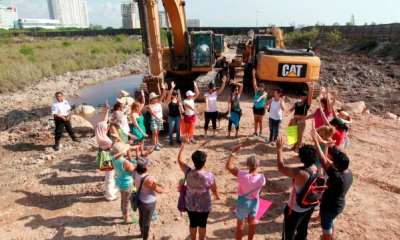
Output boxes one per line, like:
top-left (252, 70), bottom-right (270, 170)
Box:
top-left (214, 34), bottom-right (226, 57)
top-left (190, 31), bottom-right (215, 70)
top-left (254, 35), bottom-right (277, 53)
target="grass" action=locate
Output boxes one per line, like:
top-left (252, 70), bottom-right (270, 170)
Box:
top-left (378, 42), bottom-right (400, 60)
top-left (348, 39), bottom-right (378, 53)
top-left (0, 35), bottom-right (142, 93)
top-left (284, 28), bottom-right (319, 48)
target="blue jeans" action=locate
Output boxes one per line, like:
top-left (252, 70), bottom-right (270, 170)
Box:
top-left (269, 118), bottom-right (281, 141)
top-left (320, 208), bottom-right (340, 235)
top-left (168, 116), bottom-right (181, 142)
top-left (235, 197), bottom-right (259, 221)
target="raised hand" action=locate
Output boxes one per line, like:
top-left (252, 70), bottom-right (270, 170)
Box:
top-left (106, 100), bottom-right (110, 110)
top-left (183, 133), bottom-right (190, 145)
top-left (141, 90), bottom-right (144, 96)
top-left (310, 81), bottom-right (315, 89)
top-left (230, 79), bottom-right (234, 85)
top-left (222, 76), bottom-right (227, 83)
top-left (171, 81), bottom-right (176, 89)
top-left (275, 136), bottom-right (285, 150)
top-left (232, 144), bottom-right (242, 153)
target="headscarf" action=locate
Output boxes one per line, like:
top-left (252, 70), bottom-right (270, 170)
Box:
top-left (110, 111), bottom-right (126, 126)
top-left (95, 121), bottom-right (112, 150)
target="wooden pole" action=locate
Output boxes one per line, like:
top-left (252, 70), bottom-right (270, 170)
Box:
top-left (378, 25), bottom-right (382, 40)
top-left (388, 25), bottom-right (393, 42)
top-left (361, 26), bottom-right (365, 39)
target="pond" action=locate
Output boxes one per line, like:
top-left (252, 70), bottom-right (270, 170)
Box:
top-left (68, 74), bottom-right (144, 125)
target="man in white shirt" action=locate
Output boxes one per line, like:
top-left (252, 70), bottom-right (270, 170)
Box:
top-left (51, 92), bottom-right (81, 151)
top-left (196, 40), bottom-right (210, 64)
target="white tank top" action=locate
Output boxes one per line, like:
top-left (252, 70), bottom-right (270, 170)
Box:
top-left (269, 99), bottom-right (282, 120)
top-left (151, 103), bottom-right (163, 119)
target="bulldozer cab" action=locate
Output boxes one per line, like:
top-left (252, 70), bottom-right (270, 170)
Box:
top-left (191, 31), bottom-right (215, 69)
top-left (254, 35), bottom-right (277, 53)
top-left (214, 34), bottom-right (226, 56)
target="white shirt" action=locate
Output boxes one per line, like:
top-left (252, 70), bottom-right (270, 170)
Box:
top-left (269, 99), bottom-right (282, 120)
top-left (184, 99), bottom-right (195, 116)
top-left (52, 100), bottom-right (71, 116)
top-left (204, 92), bottom-right (218, 112)
top-left (197, 44), bottom-right (209, 52)
top-left (150, 103), bottom-right (163, 119)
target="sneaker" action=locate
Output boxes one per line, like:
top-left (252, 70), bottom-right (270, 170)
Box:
top-left (154, 145), bottom-right (161, 151)
top-left (53, 144), bottom-right (60, 151)
top-left (259, 132), bottom-right (263, 137)
top-left (204, 135), bottom-right (208, 140)
top-left (190, 139), bottom-right (196, 144)
top-left (169, 141), bottom-right (174, 146)
top-left (252, 132), bottom-right (258, 138)
top-left (156, 143), bottom-right (163, 148)
top-left (213, 134), bottom-right (218, 138)
top-left (72, 137), bottom-right (82, 142)
top-left (176, 140), bottom-right (182, 145)
top-left (270, 142), bottom-right (276, 146)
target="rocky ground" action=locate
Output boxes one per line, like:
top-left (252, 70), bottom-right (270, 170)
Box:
top-left (0, 42), bottom-right (399, 239)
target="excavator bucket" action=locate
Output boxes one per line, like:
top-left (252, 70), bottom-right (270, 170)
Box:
top-left (143, 74), bottom-right (164, 96)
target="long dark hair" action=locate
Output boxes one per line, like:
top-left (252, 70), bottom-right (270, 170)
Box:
top-left (330, 118), bottom-right (349, 132)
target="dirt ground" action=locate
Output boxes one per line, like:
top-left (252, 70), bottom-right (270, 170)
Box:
top-left (1, 84), bottom-right (400, 239)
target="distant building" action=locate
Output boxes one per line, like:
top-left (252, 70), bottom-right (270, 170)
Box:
top-left (14, 19), bottom-right (62, 30)
top-left (47, 0), bottom-right (89, 28)
top-left (187, 19), bottom-right (201, 28)
top-left (298, 24), bottom-right (306, 29)
top-left (159, 11), bottom-right (171, 28)
top-left (121, 2), bottom-right (140, 29)
top-left (0, 2), bottom-right (18, 30)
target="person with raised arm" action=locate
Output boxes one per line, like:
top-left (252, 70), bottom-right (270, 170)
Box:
top-left (166, 81), bottom-right (185, 146)
top-left (148, 83), bottom-right (167, 151)
top-left (226, 144), bottom-right (265, 240)
top-left (299, 87), bottom-right (333, 129)
top-left (178, 133), bottom-right (221, 240)
top-left (310, 128), bottom-right (353, 240)
top-left (285, 82), bottom-right (315, 152)
top-left (264, 88), bottom-right (285, 145)
top-left (227, 79), bottom-right (243, 138)
top-left (204, 76), bottom-right (226, 139)
top-left (252, 69), bottom-right (268, 138)
top-left (131, 90), bottom-right (148, 159)
top-left (183, 82), bottom-right (200, 144)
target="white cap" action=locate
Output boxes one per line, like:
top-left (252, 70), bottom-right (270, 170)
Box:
top-left (186, 90), bottom-right (195, 97)
top-left (149, 92), bottom-right (159, 100)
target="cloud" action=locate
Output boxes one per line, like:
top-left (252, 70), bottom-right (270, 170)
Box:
top-left (88, 2), bottom-right (122, 28)
top-left (3, 0), bottom-right (49, 19)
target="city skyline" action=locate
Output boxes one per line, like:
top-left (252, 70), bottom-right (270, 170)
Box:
top-left (4, 0), bottom-right (400, 29)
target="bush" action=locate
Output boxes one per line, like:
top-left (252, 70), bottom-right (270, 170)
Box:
top-left (357, 39), bottom-right (378, 52)
top-left (90, 46), bottom-right (103, 54)
top-left (27, 56), bottom-right (36, 62)
top-left (115, 35), bottom-right (125, 43)
top-left (284, 28), bottom-right (318, 47)
top-left (378, 43), bottom-right (395, 57)
top-left (326, 29), bottom-right (341, 43)
top-left (96, 35), bottom-right (105, 41)
top-left (62, 41), bottom-right (72, 47)
top-left (19, 45), bottom-right (34, 55)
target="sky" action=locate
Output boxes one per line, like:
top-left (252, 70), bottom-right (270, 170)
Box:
top-left (4, 0), bottom-right (399, 28)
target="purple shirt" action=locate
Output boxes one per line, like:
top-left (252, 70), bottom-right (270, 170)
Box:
top-left (314, 108), bottom-right (332, 129)
top-left (185, 166), bottom-right (215, 212)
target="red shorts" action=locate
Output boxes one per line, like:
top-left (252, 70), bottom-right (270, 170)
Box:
top-left (184, 114), bottom-right (196, 124)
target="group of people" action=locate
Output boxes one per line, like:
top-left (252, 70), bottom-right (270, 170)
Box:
top-left (51, 68), bottom-right (353, 239)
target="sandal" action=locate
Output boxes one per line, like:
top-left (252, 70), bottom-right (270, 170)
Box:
top-left (121, 210), bottom-right (135, 219)
top-left (123, 218), bottom-right (138, 224)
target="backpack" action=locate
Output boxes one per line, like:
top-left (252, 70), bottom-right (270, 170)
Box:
top-left (289, 166), bottom-right (328, 215)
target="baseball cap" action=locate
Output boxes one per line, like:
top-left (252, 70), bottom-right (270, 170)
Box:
top-left (186, 90), bottom-right (195, 97)
top-left (258, 83), bottom-right (265, 89)
top-left (300, 91), bottom-right (309, 97)
top-left (172, 90), bottom-right (178, 96)
top-left (137, 157), bottom-right (153, 169)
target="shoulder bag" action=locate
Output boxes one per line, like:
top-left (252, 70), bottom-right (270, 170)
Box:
top-left (130, 173), bottom-right (148, 212)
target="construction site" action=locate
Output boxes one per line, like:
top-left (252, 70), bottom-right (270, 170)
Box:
top-left (0, 0), bottom-right (400, 239)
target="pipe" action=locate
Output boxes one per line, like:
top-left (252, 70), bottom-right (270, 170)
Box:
top-left (137, 0), bottom-right (153, 75)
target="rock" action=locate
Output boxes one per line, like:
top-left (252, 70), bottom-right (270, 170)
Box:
top-left (70, 115), bottom-right (94, 133)
top-left (117, 97), bottom-right (135, 106)
top-left (117, 90), bottom-right (130, 98)
top-left (365, 109), bottom-right (371, 115)
top-left (342, 101), bottom-right (366, 114)
top-left (383, 112), bottom-right (397, 120)
top-left (332, 77), bottom-right (338, 84)
top-left (74, 105), bottom-right (95, 114)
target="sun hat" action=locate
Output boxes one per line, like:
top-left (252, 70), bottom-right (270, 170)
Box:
top-left (337, 111), bottom-right (352, 124)
top-left (137, 157), bottom-right (153, 169)
top-left (110, 142), bottom-right (131, 158)
top-left (149, 92), bottom-right (159, 100)
top-left (186, 90), bottom-right (195, 97)
top-left (300, 91), bottom-right (309, 97)
top-left (110, 111), bottom-right (126, 126)
top-left (258, 83), bottom-right (265, 89)
top-left (172, 90), bottom-right (178, 96)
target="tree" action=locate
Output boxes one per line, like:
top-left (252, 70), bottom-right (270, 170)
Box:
top-left (89, 23), bottom-right (103, 30)
top-left (105, 26), bottom-right (114, 30)
top-left (346, 22), bottom-right (354, 26)
top-left (333, 22), bottom-right (340, 26)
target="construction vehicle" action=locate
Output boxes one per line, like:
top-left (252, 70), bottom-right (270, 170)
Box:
top-left (135, 0), bottom-right (219, 101)
top-left (214, 34), bottom-right (227, 57)
top-left (237, 27), bottom-right (321, 96)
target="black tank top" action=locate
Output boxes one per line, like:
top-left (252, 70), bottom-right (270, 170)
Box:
top-left (168, 101), bottom-right (180, 118)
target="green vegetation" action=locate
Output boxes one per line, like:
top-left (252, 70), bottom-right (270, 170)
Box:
top-left (115, 35), bottom-right (125, 43)
top-left (379, 43), bottom-right (400, 60)
top-left (348, 39), bottom-right (378, 53)
top-left (0, 35), bottom-right (142, 92)
top-left (61, 41), bottom-right (72, 47)
top-left (284, 28), bottom-right (319, 47)
top-left (326, 29), bottom-right (341, 43)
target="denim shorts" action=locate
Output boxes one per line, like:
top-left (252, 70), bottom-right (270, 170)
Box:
top-left (320, 208), bottom-right (340, 234)
top-left (235, 197), bottom-right (259, 221)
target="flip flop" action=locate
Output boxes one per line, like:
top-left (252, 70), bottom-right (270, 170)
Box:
top-left (123, 218), bottom-right (138, 224)
top-left (121, 210), bottom-right (135, 219)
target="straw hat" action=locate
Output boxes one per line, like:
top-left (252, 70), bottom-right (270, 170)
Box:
top-left (338, 111), bottom-right (352, 124)
top-left (149, 92), bottom-right (159, 100)
top-left (110, 142), bottom-right (131, 158)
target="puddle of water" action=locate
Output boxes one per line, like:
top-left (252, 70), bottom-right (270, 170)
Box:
top-left (68, 74), bottom-right (144, 125)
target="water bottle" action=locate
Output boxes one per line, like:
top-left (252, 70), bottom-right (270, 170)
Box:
top-left (264, 137), bottom-right (269, 144)
top-left (152, 211), bottom-right (157, 221)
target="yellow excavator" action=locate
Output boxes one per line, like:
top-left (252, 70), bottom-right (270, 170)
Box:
top-left (135, 0), bottom-right (219, 99)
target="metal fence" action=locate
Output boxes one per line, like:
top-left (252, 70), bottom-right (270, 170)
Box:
top-left (5, 26), bottom-right (294, 38)
top-left (301, 24), bottom-right (400, 42)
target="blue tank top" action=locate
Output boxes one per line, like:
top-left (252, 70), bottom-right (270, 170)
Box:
top-left (254, 91), bottom-right (266, 108)
top-left (112, 157), bottom-right (133, 190)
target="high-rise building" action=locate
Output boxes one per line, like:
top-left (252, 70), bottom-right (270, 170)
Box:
top-left (159, 11), bottom-right (171, 28)
top-left (121, 2), bottom-right (139, 29)
top-left (187, 19), bottom-right (201, 28)
top-left (47, 0), bottom-right (89, 28)
top-left (0, 4), bottom-right (18, 30)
